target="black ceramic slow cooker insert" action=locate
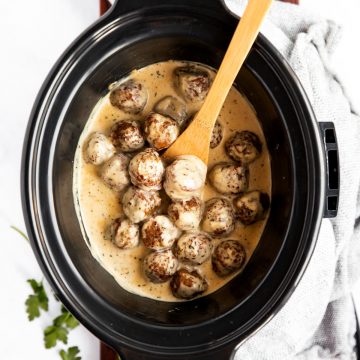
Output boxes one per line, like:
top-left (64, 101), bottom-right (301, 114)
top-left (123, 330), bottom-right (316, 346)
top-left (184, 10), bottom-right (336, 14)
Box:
top-left (21, 0), bottom-right (340, 359)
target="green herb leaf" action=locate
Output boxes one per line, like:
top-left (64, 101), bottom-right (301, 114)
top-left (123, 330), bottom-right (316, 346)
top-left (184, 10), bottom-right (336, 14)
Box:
top-left (53, 313), bottom-right (69, 328)
top-left (53, 306), bottom-right (79, 329)
top-left (61, 306), bottom-right (79, 329)
top-left (64, 314), bottom-right (79, 329)
top-left (59, 346), bottom-right (81, 360)
top-left (19, 226), bottom-right (82, 356)
top-left (25, 295), bottom-right (40, 320)
top-left (43, 306), bottom-right (79, 348)
top-left (44, 325), bottom-right (68, 348)
top-left (25, 279), bottom-right (49, 320)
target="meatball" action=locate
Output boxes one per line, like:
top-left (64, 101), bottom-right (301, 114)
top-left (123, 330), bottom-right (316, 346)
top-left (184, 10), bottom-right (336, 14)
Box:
top-left (234, 191), bottom-right (270, 225)
top-left (109, 79), bottom-right (148, 114)
top-left (170, 269), bottom-right (208, 299)
top-left (210, 120), bottom-right (223, 149)
top-left (144, 113), bottom-right (179, 150)
top-left (122, 186), bottom-right (161, 223)
top-left (128, 148), bottom-right (164, 191)
top-left (202, 198), bottom-right (235, 236)
top-left (225, 131), bottom-right (262, 164)
top-left (208, 163), bottom-right (249, 195)
top-left (108, 218), bottom-right (139, 249)
top-left (174, 66), bottom-right (211, 103)
top-left (174, 232), bottom-right (212, 265)
top-left (101, 154), bottom-right (130, 191)
top-left (212, 240), bottom-right (246, 276)
top-left (110, 120), bottom-right (145, 152)
top-left (168, 197), bottom-right (203, 231)
top-left (164, 155), bottom-right (207, 201)
top-left (84, 132), bottom-right (115, 165)
top-left (143, 249), bottom-right (178, 283)
top-left (154, 96), bottom-right (187, 126)
top-left (142, 215), bottom-right (181, 250)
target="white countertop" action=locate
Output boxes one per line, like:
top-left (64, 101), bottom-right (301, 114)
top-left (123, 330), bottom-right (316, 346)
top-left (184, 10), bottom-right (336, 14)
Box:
top-left (0, 1), bottom-right (359, 359)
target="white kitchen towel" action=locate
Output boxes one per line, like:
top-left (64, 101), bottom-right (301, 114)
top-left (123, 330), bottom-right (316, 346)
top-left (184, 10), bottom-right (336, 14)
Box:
top-left (222, 1), bottom-right (360, 359)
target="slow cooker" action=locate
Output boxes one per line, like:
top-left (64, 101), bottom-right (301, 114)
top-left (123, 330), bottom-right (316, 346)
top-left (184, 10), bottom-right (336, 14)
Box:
top-left (21, 0), bottom-right (339, 358)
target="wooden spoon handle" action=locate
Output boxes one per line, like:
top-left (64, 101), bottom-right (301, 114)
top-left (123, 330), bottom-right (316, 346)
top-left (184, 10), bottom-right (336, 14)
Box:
top-left (195, 0), bottom-right (273, 131)
top-left (163, 0), bottom-right (273, 164)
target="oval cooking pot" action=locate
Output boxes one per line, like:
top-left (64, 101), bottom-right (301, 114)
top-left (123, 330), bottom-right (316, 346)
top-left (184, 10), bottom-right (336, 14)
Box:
top-left (21, 0), bottom-right (340, 359)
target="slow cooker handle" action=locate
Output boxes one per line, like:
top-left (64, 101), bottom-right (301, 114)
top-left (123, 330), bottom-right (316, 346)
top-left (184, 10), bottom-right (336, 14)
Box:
top-left (109, 0), bottom-right (229, 17)
top-left (117, 343), bottom-right (236, 360)
top-left (318, 122), bottom-right (339, 218)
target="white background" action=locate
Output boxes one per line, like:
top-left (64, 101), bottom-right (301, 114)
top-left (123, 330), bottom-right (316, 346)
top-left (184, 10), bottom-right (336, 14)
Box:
top-left (0, 0), bottom-right (359, 359)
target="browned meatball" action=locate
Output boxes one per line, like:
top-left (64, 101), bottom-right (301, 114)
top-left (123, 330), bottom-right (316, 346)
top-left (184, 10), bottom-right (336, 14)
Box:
top-left (109, 79), bottom-right (148, 114)
top-left (154, 96), bottom-right (187, 126)
top-left (110, 120), bottom-right (145, 152)
top-left (101, 154), bottom-right (130, 191)
top-left (202, 198), bottom-right (235, 237)
top-left (174, 232), bottom-right (212, 265)
top-left (144, 113), bottom-right (179, 150)
top-left (142, 215), bottom-right (181, 250)
top-left (208, 163), bottom-right (249, 195)
top-left (84, 132), bottom-right (115, 165)
top-left (143, 249), bottom-right (178, 283)
top-left (210, 120), bottom-right (223, 149)
top-left (170, 269), bottom-right (208, 299)
top-left (212, 240), bottom-right (246, 276)
top-left (164, 155), bottom-right (207, 201)
top-left (107, 218), bottom-right (139, 249)
top-left (174, 66), bottom-right (211, 103)
top-left (168, 197), bottom-right (203, 231)
top-left (122, 186), bottom-right (161, 223)
top-left (128, 148), bottom-right (164, 191)
top-left (234, 191), bottom-right (270, 225)
top-left (225, 131), bottom-right (262, 164)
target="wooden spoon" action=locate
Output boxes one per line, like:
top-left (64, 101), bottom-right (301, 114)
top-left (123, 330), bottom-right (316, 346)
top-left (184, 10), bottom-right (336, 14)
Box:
top-left (163, 0), bottom-right (273, 164)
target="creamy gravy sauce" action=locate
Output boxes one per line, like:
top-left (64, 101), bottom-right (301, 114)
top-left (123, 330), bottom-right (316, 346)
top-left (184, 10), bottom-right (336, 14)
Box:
top-left (73, 60), bottom-right (271, 301)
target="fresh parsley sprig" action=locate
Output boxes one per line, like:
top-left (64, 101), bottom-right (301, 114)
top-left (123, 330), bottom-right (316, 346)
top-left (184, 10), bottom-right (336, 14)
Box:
top-left (44, 306), bottom-right (80, 348)
top-left (59, 346), bottom-right (81, 360)
top-left (44, 324), bottom-right (69, 349)
top-left (25, 279), bottom-right (49, 320)
top-left (57, 306), bottom-right (80, 330)
top-left (12, 226), bottom-right (82, 359)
